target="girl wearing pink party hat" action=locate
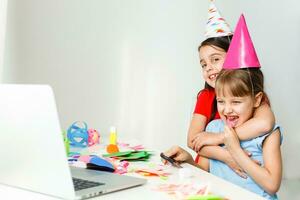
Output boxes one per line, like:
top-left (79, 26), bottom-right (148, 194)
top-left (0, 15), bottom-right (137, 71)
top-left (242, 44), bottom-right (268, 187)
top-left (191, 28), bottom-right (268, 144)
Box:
top-left (165, 14), bottom-right (282, 199)
top-left (188, 1), bottom-right (275, 176)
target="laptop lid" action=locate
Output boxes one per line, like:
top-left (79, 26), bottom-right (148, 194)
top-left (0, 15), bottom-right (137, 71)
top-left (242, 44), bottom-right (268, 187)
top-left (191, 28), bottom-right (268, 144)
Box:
top-left (0, 84), bottom-right (76, 199)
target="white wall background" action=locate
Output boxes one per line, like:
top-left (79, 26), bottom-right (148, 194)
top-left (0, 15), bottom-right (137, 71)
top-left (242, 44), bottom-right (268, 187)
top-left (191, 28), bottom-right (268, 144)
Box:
top-left (2, 0), bottom-right (300, 179)
top-left (0, 0), bottom-right (7, 81)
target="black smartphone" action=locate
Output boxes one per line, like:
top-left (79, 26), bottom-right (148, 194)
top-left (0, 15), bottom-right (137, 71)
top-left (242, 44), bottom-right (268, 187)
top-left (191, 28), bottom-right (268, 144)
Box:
top-left (160, 152), bottom-right (182, 168)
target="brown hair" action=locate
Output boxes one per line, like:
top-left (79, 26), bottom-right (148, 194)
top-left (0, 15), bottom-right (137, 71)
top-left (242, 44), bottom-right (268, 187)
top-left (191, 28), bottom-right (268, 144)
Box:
top-left (215, 68), bottom-right (270, 105)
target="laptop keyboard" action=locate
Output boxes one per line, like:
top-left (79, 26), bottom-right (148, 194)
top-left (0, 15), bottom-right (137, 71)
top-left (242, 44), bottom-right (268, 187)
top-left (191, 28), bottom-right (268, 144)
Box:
top-left (72, 177), bottom-right (104, 191)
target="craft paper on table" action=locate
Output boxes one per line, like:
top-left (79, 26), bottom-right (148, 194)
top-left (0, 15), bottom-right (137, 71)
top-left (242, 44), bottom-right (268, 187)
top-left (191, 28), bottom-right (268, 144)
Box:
top-left (103, 151), bottom-right (151, 161)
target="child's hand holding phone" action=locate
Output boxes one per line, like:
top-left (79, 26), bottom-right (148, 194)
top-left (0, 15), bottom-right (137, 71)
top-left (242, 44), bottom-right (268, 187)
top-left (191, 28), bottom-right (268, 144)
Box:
top-left (160, 152), bottom-right (182, 168)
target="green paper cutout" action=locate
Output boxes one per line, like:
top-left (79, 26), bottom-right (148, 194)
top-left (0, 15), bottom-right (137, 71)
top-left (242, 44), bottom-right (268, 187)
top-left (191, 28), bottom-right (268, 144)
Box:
top-left (102, 151), bottom-right (152, 161)
top-left (102, 151), bottom-right (133, 157)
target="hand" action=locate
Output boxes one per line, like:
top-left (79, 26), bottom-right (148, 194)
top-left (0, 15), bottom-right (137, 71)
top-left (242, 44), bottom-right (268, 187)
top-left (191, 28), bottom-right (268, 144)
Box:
top-left (225, 153), bottom-right (247, 179)
top-left (223, 125), bottom-right (241, 152)
top-left (163, 146), bottom-right (194, 165)
top-left (224, 150), bottom-right (261, 179)
top-left (191, 133), bottom-right (223, 153)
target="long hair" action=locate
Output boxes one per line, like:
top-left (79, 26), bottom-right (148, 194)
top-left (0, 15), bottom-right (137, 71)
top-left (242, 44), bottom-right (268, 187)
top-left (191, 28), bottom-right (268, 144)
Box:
top-left (197, 35), bottom-right (232, 122)
top-left (215, 68), bottom-right (270, 105)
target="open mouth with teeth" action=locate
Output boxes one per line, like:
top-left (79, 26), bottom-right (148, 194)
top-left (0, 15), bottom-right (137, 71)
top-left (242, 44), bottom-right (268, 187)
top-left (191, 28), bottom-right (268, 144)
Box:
top-left (226, 116), bottom-right (239, 127)
top-left (209, 73), bottom-right (218, 80)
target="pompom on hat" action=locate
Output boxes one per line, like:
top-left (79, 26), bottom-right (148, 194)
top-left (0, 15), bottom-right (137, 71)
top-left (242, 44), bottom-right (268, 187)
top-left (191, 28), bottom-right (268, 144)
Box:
top-left (223, 14), bottom-right (261, 69)
top-left (205, 0), bottom-right (233, 38)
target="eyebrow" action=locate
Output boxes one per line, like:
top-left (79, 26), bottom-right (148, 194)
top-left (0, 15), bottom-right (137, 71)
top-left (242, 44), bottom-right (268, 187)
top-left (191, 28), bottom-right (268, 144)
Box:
top-left (209, 53), bottom-right (223, 57)
top-left (200, 53), bottom-right (223, 64)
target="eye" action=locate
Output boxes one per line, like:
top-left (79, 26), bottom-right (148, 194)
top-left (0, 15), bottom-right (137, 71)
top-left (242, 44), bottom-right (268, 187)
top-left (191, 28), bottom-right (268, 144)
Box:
top-left (232, 100), bottom-right (241, 104)
top-left (201, 63), bottom-right (207, 69)
top-left (211, 57), bottom-right (220, 64)
top-left (217, 100), bottom-right (224, 104)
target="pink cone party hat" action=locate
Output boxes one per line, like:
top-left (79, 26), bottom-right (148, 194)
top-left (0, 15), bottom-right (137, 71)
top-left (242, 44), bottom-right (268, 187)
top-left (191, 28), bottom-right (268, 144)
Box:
top-left (205, 0), bottom-right (233, 38)
top-left (223, 14), bottom-right (261, 69)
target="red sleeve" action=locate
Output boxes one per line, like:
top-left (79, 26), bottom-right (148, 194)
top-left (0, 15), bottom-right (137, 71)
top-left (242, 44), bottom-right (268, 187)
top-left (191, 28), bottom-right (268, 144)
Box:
top-left (193, 89), bottom-right (211, 120)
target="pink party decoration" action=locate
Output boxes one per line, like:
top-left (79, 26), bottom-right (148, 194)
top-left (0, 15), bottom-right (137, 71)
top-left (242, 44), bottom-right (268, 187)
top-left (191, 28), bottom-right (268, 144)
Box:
top-left (223, 14), bottom-right (261, 69)
top-left (87, 129), bottom-right (100, 146)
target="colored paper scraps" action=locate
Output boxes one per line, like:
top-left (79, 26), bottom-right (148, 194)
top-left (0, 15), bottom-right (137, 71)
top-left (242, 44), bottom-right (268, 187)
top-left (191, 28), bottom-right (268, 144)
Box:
top-left (154, 183), bottom-right (210, 200)
top-left (114, 160), bottom-right (130, 174)
top-left (104, 157), bottom-right (130, 175)
top-left (129, 144), bottom-right (145, 151)
top-left (68, 151), bottom-right (81, 157)
top-left (117, 142), bottom-right (145, 151)
top-left (133, 163), bottom-right (172, 179)
top-left (102, 150), bottom-right (151, 161)
top-left (135, 168), bottom-right (171, 179)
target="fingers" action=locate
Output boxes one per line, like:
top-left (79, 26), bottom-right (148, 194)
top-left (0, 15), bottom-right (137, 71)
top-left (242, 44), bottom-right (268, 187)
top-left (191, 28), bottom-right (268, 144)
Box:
top-left (224, 124), bottom-right (230, 132)
top-left (242, 150), bottom-right (261, 166)
top-left (192, 140), bottom-right (202, 153)
top-left (224, 125), bottom-right (233, 135)
top-left (242, 150), bottom-right (261, 165)
top-left (224, 124), bottom-right (237, 138)
top-left (164, 146), bottom-right (191, 163)
top-left (234, 169), bottom-right (248, 179)
top-left (162, 159), bottom-right (167, 165)
top-left (173, 154), bottom-right (185, 162)
top-left (243, 150), bottom-right (252, 157)
top-left (191, 139), bottom-right (198, 152)
top-left (162, 146), bottom-right (178, 165)
top-left (173, 150), bottom-right (192, 164)
top-left (191, 135), bottom-right (205, 153)
top-left (252, 159), bottom-right (261, 166)
top-left (226, 156), bottom-right (248, 179)
top-left (164, 146), bottom-right (179, 157)
top-left (191, 135), bottom-right (199, 151)
top-left (223, 126), bottom-right (230, 140)
top-left (191, 135), bottom-right (196, 143)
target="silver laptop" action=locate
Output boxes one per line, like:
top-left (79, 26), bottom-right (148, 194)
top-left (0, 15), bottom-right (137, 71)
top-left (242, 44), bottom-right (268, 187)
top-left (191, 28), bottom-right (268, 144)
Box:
top-left (0, 84), bottom-right (146, 199)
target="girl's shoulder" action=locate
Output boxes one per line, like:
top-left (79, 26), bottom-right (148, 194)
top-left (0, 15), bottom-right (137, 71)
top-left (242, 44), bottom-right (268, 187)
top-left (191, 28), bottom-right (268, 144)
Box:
top-left (197, 88), bottom-right (215, 99)
top-left (198, 88), bottom-right (215, 95)
top-left (253, 124), bottom-right (283, 149)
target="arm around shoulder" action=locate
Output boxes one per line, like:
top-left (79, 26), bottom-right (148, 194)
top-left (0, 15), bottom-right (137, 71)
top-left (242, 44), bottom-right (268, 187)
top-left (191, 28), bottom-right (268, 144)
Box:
top-left (235, 103), bottom-right (275, 141)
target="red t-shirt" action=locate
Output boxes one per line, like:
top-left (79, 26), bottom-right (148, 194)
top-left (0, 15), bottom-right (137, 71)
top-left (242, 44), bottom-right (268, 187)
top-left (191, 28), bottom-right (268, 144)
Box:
top-left (193, 88), bottom-right (220, 122)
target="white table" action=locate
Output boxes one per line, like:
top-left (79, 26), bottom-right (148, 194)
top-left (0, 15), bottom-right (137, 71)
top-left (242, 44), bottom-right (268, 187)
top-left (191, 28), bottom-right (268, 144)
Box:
top-left (0, 150), bottom-right (264, 200)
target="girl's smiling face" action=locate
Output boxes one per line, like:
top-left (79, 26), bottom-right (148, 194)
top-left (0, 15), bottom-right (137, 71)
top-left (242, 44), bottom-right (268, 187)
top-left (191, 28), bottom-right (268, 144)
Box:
top-left (216, 86), bottom-right (262, 128)
top-left (215, 69), bottom-right (265, 128)
top-left (199, 45), bottom-right (227, 88)
top-left (217, 94), bottom-right (255, 128)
